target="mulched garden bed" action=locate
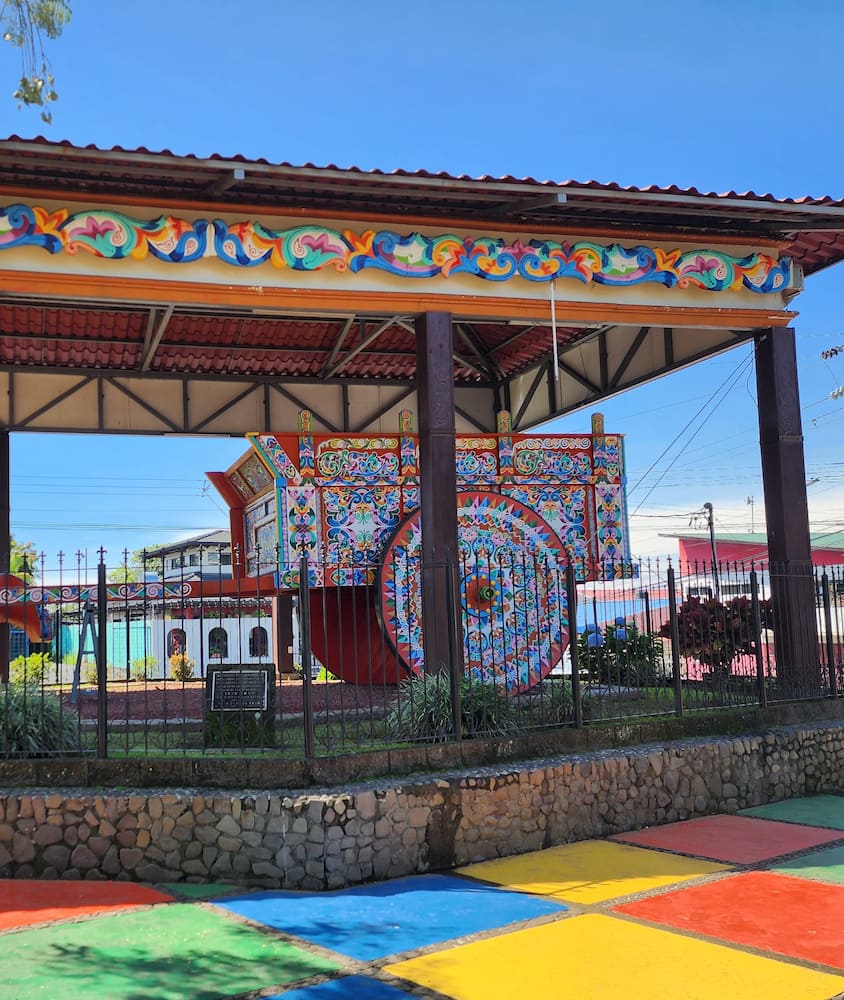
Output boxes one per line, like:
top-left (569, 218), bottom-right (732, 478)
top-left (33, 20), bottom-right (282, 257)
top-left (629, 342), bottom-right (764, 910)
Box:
top-left (68, 678), bottom-right (395, 720)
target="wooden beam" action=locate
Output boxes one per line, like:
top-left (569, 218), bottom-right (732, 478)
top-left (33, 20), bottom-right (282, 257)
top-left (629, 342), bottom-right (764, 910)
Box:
top-left (16, 375), bottom-right (95, 428)
top-left (324, 316), bottom-right (404, 379)
top-left (609, 326), bottom-right (650, 389)
top-left (664, 327), bottom-right (674, 367)
top-left (513, 365), bottom-right (546, 428)
top-left (321, 316), bottom-right (355, 377)
top-left (558, 359), bottom-right (601, 395)
top-left (599, 331), bottom-right (609, 390)
top-left (495, 192), bottom-right (567, 215)
top-left (353, 386), bottom-right (415, 432)
top-left (456, 322), bottom-right (505, 381)
top-left (204, 167), bottom-right (246, 197)
top-left (140, 304), bottom-right (175, 372)
top-left (105, 376), bottom-right (181, 432)
top-left (269, 382), bottom-right (337, 432)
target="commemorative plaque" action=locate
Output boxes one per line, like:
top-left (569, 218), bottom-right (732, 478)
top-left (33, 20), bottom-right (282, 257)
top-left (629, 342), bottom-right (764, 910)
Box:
top-left (205, 663), bottom-right (276, 746)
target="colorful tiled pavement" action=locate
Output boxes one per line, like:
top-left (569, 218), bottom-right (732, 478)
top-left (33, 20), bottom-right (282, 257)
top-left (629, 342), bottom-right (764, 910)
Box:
top-left (0, 794), bottom-right (842, 999)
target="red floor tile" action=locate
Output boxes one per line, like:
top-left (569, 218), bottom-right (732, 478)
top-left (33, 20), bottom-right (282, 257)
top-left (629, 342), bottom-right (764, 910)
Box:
top-left (610, 814), bottom-right (843, 864)
top-left (615, 870), bottom-right (844, 971)
top-left (0, 880), bottom-right (173, 931)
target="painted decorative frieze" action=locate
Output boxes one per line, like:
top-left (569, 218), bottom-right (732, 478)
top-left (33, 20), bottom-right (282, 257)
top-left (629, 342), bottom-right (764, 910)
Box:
top-left (0, 581), bottom-right (194, 605)
top-left (0, 203), bottom-right (792, 293)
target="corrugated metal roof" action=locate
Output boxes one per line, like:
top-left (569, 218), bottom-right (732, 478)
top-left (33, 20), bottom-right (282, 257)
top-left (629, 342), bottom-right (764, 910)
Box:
top-left (2, 136), bottom-right (844, 274)
top-left (2, 134), bottom-right (841, 204)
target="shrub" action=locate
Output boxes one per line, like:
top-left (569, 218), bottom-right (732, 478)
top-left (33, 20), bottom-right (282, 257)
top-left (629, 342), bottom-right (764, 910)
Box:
top-left (132, 656), bottom-right (158, 680)
top-left (386, 672), bottom-right (519, 742)
top-left (1, 683), bottom-right (82, 757)
top-left (9, 652), bottom-right (52, 687)
top-left (578, 621), bottom-right (664, 687)
top-left (527, 679), bottom-right (593, 727)
top-left (660, 596), bottom-right (772, 676)
top-left (169, 652), bottom-right (195, 681)
top-left (529, 679), bottom-right (573, 725)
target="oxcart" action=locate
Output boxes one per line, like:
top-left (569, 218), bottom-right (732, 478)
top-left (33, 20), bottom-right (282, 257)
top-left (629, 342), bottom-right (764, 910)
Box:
top-left (217, 409), bottom-right (632, 693)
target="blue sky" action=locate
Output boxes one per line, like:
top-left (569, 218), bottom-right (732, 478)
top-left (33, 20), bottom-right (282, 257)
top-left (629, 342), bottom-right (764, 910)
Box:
top-left (3, 0), bottom-right (844, 571)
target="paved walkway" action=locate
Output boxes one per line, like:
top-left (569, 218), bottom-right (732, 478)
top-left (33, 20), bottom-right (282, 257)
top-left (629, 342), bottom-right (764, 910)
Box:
top-left (1, 794), bottom-right (844, 998)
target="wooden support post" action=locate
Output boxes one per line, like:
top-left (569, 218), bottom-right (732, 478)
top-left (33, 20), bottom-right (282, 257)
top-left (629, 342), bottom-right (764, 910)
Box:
top-left (755, 328), bottom-right (820, 696)
top-left (416, 312), bottom-right (463, 677)
top-left (0, 431), bottom-right (8, 685)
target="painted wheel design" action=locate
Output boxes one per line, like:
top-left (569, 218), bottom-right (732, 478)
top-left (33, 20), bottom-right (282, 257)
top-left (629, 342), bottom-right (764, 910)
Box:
top-left (378, 491), bottom-right (569, 693)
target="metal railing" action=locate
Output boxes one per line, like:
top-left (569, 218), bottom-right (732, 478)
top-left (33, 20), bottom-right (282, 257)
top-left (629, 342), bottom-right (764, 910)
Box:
top-left (0, 548), bottom-right (841, 759)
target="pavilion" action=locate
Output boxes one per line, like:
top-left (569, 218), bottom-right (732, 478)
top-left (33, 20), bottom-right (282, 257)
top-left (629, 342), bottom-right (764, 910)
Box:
top-left (2, 136), bottom-right (844, 686)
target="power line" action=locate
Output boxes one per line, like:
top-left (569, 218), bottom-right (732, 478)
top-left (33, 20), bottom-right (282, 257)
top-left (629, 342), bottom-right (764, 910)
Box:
top-left (629, 350), bottom-right (756, 514)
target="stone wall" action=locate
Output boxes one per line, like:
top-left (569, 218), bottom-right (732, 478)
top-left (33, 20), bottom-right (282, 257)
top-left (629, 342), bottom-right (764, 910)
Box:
top-left (1, 720), bottom-right (842, 888)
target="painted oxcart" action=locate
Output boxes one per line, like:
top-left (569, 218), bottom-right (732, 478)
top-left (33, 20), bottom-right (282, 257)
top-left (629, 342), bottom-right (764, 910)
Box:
top-left (215, 410), bottom-right (632, 693)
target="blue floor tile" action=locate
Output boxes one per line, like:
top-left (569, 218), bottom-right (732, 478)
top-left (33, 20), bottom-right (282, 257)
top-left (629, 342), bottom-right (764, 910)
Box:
top-left (214, 873), bottom-right (566, 961)
top-left (268, 975), bottom-right (413, 999)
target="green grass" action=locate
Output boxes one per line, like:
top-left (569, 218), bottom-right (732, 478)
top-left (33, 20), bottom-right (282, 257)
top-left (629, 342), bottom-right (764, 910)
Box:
top-left (61, 676), bottom-right (777, 762)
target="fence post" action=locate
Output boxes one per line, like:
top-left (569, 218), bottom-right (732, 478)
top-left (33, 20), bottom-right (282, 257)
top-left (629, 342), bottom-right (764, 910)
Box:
top-left (750, 568), bottom-right (768, 709)
top-left (298, 552), bottom-right (315, 759)
top-left (821, 572), bottom-right (838, 700)
top-left (96, 552), bottom-right (108, 759)
top-left (643, 588), bottom-right (652, 639)
top-left (565, 560), bottom-right (582, 728)
top-left (667, 565), bottom-right (683, 718)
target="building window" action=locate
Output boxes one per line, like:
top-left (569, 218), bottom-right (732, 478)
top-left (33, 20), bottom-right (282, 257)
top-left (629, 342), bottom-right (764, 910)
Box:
top-left (249, 626), bottom-right (268, 658)
top-left (167, 628), bottom-right (187, 657)
top-left (209, 627), bottom-right (228, 659)
top-left (220, 553), bottom-right (232, 566)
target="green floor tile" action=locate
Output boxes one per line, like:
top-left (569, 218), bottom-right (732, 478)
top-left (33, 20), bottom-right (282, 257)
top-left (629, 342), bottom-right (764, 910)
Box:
top-left (161, 882), bottom-right (244, 899)
top-left (0, 902), bottom-right (337, 999)
top-left (772, 844), bottom-right (844, 886)
top-left (739, 794), bottom-right (844, 830)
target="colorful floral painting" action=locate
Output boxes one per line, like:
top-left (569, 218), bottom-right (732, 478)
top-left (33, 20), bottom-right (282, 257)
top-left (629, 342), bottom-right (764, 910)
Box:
top-left (379, 492), bottom-right (569, 692)
top-left (0, 203), bottom-right (792, 293)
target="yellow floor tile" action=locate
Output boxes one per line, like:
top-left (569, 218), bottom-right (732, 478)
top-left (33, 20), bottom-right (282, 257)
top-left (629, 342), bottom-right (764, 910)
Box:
top-left (387, 914), bottom-right (844, 1000)
top-left (457, 839), bottom-right (727, 903)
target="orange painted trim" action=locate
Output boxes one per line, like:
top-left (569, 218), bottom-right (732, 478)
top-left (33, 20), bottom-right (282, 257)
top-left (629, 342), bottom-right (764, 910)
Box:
top-left (229, 508), bottom-right (246, 570)
top-left (206, 471), bottom-right (249, 565)
top-left (0, 268), bottom-right (796, 329)
top-left (0, 182), bottom-right (788, 249)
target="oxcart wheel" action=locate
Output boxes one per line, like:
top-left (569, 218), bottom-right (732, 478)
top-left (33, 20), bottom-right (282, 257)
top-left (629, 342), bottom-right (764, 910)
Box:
top-left (377, 491), bottom-right (570, 693)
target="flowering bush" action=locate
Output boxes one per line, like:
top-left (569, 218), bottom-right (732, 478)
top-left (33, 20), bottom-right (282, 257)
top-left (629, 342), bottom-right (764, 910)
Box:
top-left (578, 620), bottom-right (664, 687)
top-left (169, 652), bottom-right (195, 682)
top-left (660, 596), bottom-right (773, 677)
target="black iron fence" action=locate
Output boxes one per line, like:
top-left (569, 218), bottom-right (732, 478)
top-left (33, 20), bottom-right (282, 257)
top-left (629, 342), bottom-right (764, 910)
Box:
top-left (0, 547), bottom-right (841, 759)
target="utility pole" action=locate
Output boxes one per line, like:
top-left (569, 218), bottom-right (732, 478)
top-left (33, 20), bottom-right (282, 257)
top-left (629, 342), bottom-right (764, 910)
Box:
top-left (703, 501), bottom-right (720, 600)
top-left (746, 495), bottom-right (755, 533)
